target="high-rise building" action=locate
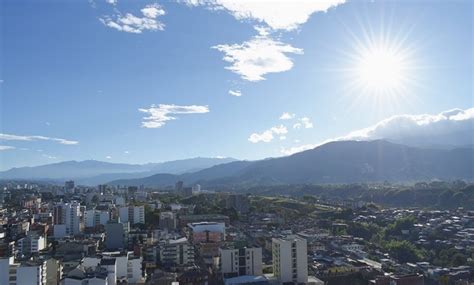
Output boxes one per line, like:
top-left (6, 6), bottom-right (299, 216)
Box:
top-left (159, 237), bottom-right (195, 266)
top-left (53, 202), bottom-right (82, 235)
top-left (105, 221), bottom-right (129, 250)
top-left (119, 206), bottom-right (145, 225)
top-left (64, 181), bottom-right (75, 193)
top-left (219, 246), bottom-right (262, 278)
top-left (159, 211), bottom-right (177, 231)
top-left (272, 236), bottom-right (308, 284)
top-left (85, 209), bottom-right (110, 228)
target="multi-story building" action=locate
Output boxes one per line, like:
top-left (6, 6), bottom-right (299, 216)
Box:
top-left (219, 246), bottom-right (262, 278)
top-left (53, 202), bottom-right (82, 236)
top-left (84, 209), bottom-right (110, 228)
top-left (17, 232), bottom-right (46, 256)
top-left (159, 211), bottom-right (177, 231)
top-left (119, 205), bottom-right (145, 225)
top-left (159, 237), bottom-right (194, 267)
top-left (272, 236), bottom-right (308, 284)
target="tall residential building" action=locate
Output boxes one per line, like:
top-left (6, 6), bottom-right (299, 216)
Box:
top-left (17, 232), bottom-right (46, 256)
top-left (159, 237), bottom-right (194, 266)
top-left (53, 202), bottom-right (82, 235)
top-left (105, 222), bottom-right (129, 250)
top-left (219, 246), bottom-right (262, 278)
top-left (84, 209), bottom-right (110, 228)
top-left (159, 211), bottom-right (177, 231)
top-left (16, 261), bottom-right (47, 285)
top-left (272, 236), bottom-right (308, 284)
top-left (119, 206), bottom-right (145, 225)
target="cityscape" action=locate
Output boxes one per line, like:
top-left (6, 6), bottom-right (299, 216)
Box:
top-left (1, 0), bottom-right (473, 285)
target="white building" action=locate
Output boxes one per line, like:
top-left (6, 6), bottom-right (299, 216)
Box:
top-left (17, 233), bottom-right (46, 256)
top-left (272, 236), bottom-right (308, 284)
top-left (16, 261), bottom-right (47, 285)
top-left (85, 210), bottom-right (110, 228)
top-left (159, 237), bottom-right (194, 266)
top-left (119, 206), bottom-right (145, 225)
top-left (54, 202), bottom-right (82, 235)
top-left (219, 246), bottom-right (262, 278)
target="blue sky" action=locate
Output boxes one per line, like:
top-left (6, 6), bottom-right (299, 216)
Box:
top-left (1, 0), bottom-right (472, 170)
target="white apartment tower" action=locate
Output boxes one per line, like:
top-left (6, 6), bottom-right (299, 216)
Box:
top-left (272, 236), bottom-right (308, 284)
top-left (219, 246), bottom-right (262, 278)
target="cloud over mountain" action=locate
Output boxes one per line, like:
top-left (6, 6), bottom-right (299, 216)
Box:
top-left (340, 108), bottom-right (474, 147)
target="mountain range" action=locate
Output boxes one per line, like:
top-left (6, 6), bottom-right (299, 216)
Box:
top-left (108, 140), bottom-right (474, 187)
top-left (0, 157), bottom-right (237, 185)
top-left (1, 140), bottom-right (472, 187)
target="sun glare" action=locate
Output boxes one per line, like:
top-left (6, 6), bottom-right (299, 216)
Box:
top-left (356, 45), bottom-right (405, 92)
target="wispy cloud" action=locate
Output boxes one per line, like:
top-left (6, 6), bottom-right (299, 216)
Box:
top-left (248, 124), bottom-right (288, 143)
top-left (281, 143), bottom-right (317, 155)
top-left (106, 155), bottom-right (112, 159)
top-left (0, 145), bottom-right (15, 151)
top-left (139, 104), bottom-right (210, 128)
top-left (0, 133), bottom-right (79, 145)
top-left (228, 90), bottom-right (242, 97)
top-left (293, 117), bottom-right (313, 129)
top-left (100, 3), bottom-right (165, 33)
top-left (181, 0), bottom-right (345, 31)
top-left (280, 112), bottom-right (295, 120)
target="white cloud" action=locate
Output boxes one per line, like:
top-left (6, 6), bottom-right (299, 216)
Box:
top-left (100, 3), bottom-right (165, 33)
top-left (0, 145), bottom-right (15, 151)
top-left (105, 0), bottom-right (117, 5)
top-left (338, 108), bottom-right (474, 147)
top-left (229, 90), bottom-right (242, 96)
top-left (293, 117), bottom-right (313, 129)
top-left (139, 104), bottom-right (210, 128)
top-left (248, 130), bottom-right (274, 143)
top-left (300, 117), bottom-right (313, 128)
top-left (106, 155), bottom-right (112, 159)
top-left (280, 144), bottom-right (317, 155)
top-left (270, 125), bottom-right (288, 135)
top-left (0, 133), bottom-right (79, 145)
top-left (248, 124), bottom-right (287, 143)
top-left (213, 34), bottom-right (303, 81)
top-left (182, 0), bottom-right (345, 31)
top-left (124, 150), bottom-right (130, 154)
top-left (141, 3), bottom-right (165, 18)
top-left (280, 112), bottom-right (295, 120)
top-left (279, 136), bottom-right (286, 140)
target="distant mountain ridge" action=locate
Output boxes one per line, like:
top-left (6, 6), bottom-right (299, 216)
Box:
top-left (108, 140), bottom-right (474, 187)
top-left (0, 157), bottom-right (237, 185)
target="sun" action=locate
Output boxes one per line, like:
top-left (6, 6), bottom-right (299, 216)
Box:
top-left (356, 45), bottom-right (405, 92)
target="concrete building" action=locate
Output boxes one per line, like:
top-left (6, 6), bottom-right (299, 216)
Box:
top-left (85, 209), bottom-right (110, 228)
top-left (54, 202), bottom-right (82, 236)
top-left (105, 222), bottom-right (128, 250)
top-left (159, 237), bottom-right (194, 266)
top-left (159, 211), bottom-right (177, 231)
top-left (272, 236), bottom-right (308, 284)
top-left (16, 261), bottom-right (47, 285)
top-left (219, 246), bottom-right (262, 278)
top-left (119, 206), bottom-right (145, 225)
top-left (17, 232), bottom-right (46, 256)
